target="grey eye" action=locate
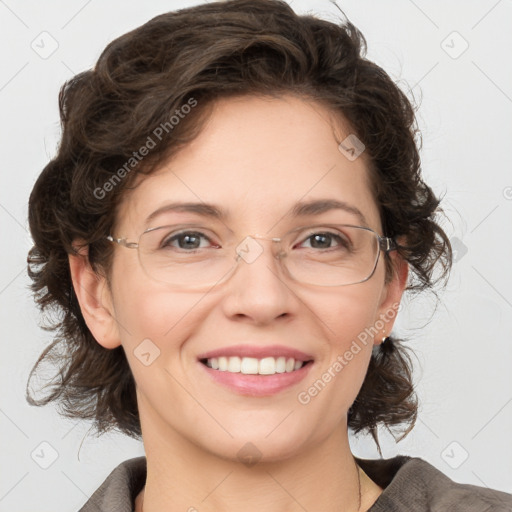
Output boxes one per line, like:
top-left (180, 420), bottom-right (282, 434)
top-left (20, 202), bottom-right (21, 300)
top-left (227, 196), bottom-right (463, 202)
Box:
top-left (162, 231), bottom-right (211, 250)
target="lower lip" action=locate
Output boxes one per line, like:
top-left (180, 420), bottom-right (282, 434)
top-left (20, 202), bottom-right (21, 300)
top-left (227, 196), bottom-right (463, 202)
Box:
top-left (198, 360), bottom-right (314, 397)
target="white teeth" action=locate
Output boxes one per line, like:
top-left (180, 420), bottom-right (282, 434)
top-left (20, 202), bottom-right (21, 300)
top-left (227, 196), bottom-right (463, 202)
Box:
top-left (240, 357), bottom-right (259, 374)
top-left (258, 357), bottom-right (276, 375)
top-left (228, 356), bottom-right (241, 372)
top-left (204, 356), bottom-right (306, 375)
top-left (275, 356), bottom-right (286, 373)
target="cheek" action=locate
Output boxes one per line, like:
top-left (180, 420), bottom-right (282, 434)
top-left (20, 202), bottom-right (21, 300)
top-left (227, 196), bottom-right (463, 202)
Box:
top-left (110, 268), bottom-right (206, 372)
top-left (318, 280), bottom-right (383, 349)
top-left (110, 250), bottom-right (199, 340)
top-left (111, 280), bottom-right (213, 422)
top-left (325, 304), bottom-right (376, 394)
top-left (300, 282), bottom-right (383, 410)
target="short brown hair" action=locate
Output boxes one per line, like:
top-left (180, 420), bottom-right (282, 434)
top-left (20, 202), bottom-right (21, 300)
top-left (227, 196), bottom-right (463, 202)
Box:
top-left (26, 0), bottom-right (452, 453)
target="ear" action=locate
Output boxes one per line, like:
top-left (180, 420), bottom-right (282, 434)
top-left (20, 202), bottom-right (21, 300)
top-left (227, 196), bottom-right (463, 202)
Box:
top-left (68, 240), bottom-right (121, 349)
top-left (374, 250), bottom-right (409, 345)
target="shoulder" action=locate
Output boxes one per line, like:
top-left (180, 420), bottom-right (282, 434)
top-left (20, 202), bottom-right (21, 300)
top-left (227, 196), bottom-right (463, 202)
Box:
top-left (78, 456), bottom-right (147, 512)
top-left (356, 455), bottom-right (512, 512)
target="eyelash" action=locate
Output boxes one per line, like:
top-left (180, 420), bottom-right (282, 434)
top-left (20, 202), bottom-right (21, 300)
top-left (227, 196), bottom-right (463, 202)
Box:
top-left (162, 231), bottom-right (217, 251)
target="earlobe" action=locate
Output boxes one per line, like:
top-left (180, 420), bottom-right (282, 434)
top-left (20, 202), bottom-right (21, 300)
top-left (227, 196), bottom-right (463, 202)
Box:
top-left (68, 241), bottom-right (121, 349)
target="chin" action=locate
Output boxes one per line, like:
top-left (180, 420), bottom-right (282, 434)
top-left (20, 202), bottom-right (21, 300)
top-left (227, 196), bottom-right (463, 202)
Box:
top-left (198, 422), bottom-right (312, 466)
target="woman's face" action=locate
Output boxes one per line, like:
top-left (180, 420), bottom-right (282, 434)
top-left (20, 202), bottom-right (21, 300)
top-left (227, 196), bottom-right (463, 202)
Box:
top-left (101, 94), bottom-right (405, 462)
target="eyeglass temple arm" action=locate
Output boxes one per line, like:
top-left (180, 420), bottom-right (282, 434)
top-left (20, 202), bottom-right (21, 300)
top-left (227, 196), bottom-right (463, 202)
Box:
top-left (106, 235), bottom-right (139, 249)
top-left (380, 237), bottom-right (397, 252)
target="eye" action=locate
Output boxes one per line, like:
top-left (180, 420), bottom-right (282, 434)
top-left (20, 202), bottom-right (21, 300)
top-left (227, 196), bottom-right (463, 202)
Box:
top-left (161, 230), bottom-right (216, 251)
top-left (298, 231), bottom-right (351, 250)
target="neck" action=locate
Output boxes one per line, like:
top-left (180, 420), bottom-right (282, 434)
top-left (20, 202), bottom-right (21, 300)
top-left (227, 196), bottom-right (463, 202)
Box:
top-left (135, 411), bottom-right (382, 512)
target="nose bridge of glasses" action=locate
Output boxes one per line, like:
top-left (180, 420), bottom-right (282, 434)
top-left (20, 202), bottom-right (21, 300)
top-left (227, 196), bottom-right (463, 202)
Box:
top-left (234, 233), bottom-right (285, 268)
top-left (250, 234), bottom-right (281, 241)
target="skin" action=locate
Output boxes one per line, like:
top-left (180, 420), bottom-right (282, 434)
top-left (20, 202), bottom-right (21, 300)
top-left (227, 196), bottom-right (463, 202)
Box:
top-left (69, 94), bottom-right (408, 512)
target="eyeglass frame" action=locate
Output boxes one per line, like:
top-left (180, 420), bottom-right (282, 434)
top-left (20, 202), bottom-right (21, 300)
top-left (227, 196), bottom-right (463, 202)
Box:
top-left (105, 223), bottom-right (398, 288)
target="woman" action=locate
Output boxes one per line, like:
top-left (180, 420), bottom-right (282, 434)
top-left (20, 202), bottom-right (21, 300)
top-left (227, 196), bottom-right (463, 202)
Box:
top-left (26, 0), bottom-right (512, 510)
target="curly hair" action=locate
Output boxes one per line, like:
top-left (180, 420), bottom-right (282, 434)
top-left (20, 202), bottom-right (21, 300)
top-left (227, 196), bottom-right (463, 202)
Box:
top-left (26, 0), bottom-right (452, 453)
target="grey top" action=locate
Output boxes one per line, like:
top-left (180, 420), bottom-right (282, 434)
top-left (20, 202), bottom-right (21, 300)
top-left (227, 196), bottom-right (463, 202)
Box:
top-left (78, 455), bottom-right (512, 511)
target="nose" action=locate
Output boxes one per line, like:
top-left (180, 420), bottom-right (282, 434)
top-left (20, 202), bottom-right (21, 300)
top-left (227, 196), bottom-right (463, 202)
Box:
top-left (221, 235), bottom-right (295, 324)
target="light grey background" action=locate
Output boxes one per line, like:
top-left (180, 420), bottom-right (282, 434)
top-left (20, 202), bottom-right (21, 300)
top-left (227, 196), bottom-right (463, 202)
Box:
top-left (1, 0), bottom-right (511, 510)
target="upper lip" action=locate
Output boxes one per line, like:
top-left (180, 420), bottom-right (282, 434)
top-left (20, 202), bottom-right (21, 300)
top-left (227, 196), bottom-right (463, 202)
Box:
top-left (197, 344), bottom-right (314, 362)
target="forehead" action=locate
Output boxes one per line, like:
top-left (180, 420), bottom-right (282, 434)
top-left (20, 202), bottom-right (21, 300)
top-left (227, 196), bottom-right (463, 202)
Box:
top-left (114, 94), bottom-right (380, 236)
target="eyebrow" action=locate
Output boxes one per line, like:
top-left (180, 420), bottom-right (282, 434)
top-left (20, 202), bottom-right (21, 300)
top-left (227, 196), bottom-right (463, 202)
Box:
top-left (145, 199), bottom-right (368, 226)
top-left (291, 199), bottom-right (368, 225)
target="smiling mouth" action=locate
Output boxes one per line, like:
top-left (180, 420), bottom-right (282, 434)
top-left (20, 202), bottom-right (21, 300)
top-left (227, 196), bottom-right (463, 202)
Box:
top-left (199, 356), bottom-right (314, 376)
